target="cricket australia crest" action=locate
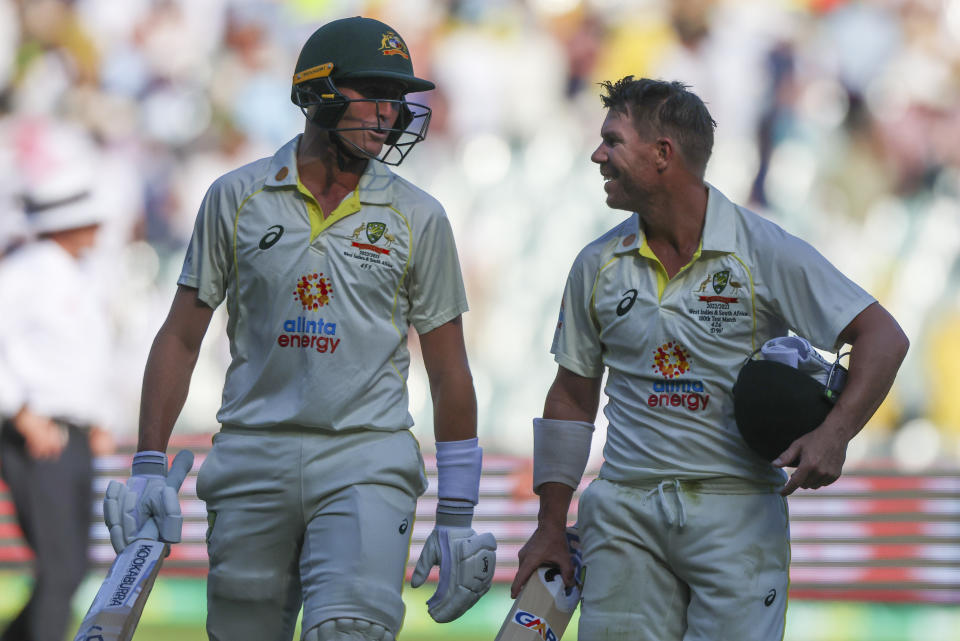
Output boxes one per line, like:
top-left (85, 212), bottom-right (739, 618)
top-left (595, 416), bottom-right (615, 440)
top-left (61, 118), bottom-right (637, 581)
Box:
top-left (345, 220), bottom-right (394, 265)
top-left (689, 266), bottom-right (750, 337)
top-left (712, 270), bottom-right (730, 295)
top-left (365, 222), bottom-right (386, 244)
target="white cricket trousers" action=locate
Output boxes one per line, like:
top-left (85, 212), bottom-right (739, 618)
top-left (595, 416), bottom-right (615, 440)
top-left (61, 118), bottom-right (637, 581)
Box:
top-left (577, 476), bottom-right (790, 641)
top-left (195, 427), bottom-right (428, 641)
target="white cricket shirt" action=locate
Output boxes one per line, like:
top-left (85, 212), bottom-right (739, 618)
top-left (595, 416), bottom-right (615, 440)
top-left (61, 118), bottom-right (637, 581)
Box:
top-left (552, 185), bottom-right (875, 485)
top-left (179, 135), bottom-right (468, 431)
top-left (0, 240), bottom-right (112, 425)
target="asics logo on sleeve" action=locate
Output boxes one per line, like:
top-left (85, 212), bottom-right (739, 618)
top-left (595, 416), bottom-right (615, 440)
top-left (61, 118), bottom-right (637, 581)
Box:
top-left (259, 225), bottom-right (284, 249)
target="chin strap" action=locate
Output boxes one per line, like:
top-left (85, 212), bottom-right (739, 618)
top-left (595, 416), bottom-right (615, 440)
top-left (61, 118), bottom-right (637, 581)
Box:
top-left (329, 131), bottom-right (366, 170)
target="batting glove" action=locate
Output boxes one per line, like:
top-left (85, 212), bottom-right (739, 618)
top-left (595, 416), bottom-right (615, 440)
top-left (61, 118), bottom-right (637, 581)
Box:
top-left (103, 449), bottom-right (194, 554)
top-left (411, 506), bottom-right (497, 623)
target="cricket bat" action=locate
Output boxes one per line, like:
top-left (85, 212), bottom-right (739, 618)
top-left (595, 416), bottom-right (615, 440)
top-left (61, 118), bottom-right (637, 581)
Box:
top-left (72, 539), bottom-right (168, 641)
top-left (495, 526), bottom-right (585, 641)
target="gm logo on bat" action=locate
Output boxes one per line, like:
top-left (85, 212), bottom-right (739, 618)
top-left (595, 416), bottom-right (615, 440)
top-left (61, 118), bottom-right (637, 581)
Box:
top-left (513, 610), bottom-right (558, 641)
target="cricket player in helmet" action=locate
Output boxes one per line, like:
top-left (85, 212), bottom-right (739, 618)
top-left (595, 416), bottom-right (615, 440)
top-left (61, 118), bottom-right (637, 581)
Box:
top-left (102, 16), bottom-right (496, 641)
top-left (291, 17), bottom-right (433, 166)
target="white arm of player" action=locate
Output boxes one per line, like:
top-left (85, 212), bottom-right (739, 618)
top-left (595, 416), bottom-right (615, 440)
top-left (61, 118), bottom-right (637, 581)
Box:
top-left (532, 418), bottom-right (594, 492)
top-left (103, 449), bottom-right (194, 554)
top-left (411, 438), bottom-right (497, 623)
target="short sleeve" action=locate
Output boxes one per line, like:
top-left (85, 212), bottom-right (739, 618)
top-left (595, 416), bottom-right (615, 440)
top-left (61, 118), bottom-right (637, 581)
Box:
top-left (178, 180), bottom-right (234, 309)
top-left (551, 253), bottom-right (604, 378)
top-left (407, 209), bottom-right (469, 334)
top-left (758, 234), bottom-right (876, 350)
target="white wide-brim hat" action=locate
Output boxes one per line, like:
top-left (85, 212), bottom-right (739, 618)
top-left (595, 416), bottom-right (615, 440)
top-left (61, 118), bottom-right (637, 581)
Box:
top-left (24, 168), bottom-right (106, 235)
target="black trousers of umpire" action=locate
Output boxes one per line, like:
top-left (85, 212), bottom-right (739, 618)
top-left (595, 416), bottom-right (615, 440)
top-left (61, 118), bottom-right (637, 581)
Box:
top-left (0, 420), bottom-right (93, 641)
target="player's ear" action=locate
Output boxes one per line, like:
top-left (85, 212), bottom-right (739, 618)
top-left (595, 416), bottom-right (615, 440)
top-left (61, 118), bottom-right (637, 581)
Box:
top-left (655, 137), bottom-right (673, 171)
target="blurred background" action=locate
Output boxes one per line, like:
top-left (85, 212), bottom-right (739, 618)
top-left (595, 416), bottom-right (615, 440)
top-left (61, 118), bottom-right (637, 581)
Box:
top-left (0, 0), bottom-right (959, 639)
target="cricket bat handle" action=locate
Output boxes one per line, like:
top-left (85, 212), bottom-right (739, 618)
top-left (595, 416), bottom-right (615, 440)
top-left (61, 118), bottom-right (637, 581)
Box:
top-left (495, 527), bottom-right (585, 641)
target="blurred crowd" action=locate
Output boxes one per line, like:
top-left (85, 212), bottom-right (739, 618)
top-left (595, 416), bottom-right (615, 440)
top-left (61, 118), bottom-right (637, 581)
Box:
top-left (1, 0), bottom-right (958, 468)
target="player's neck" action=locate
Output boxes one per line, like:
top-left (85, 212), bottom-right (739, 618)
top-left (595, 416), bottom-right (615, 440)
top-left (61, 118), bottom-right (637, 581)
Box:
top-left (639, 181), bottom-right (707, 276)
top-left (297, 132), bottom-right (366, 203)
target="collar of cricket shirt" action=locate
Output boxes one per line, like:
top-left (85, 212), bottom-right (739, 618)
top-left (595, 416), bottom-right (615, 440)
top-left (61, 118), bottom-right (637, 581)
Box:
top-left (700, 183), bottom-right (738, 254)
top-left (612, 183), bottom-right (739, 258)
top-left (613, 213), bottom-right (642, 255)
top-left (356, 156), bottom-right (396, 206)
top-left (265, 136), bottom-right (300, 188)
top-left (263, 135), bottom-right (396, 208)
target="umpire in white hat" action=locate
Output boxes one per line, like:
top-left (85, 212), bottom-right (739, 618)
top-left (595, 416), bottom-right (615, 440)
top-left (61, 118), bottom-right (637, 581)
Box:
top-left (0, 163), bottom-right (116, 641)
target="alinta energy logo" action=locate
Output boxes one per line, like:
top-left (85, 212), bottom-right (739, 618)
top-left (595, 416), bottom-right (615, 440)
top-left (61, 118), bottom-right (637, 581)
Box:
top-left (649, 341), bottom-right (710, 411)
top-left (293, 272), bottom-right (333, 310)
top-left (276, 315), bottom-right (340, 354)
top-left (279, 273), bottom-right (341, 354)
top-left (652, 341), bottom-right (691, 378)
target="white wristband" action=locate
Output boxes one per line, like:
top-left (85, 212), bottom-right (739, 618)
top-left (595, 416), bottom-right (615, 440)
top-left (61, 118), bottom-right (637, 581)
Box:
top-left (435, 438), bottom-right (482, 505)
top-left (132, 450), bottom-right (167, 477)
top-left (533, 418), bottom-right (594, 492)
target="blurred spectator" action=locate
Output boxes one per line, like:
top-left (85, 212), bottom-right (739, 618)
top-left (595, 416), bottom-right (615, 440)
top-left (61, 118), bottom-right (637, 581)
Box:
top-left (0, 127), bottom-right (116, 641)
top-left (0, 0), bottom-right (956, 464)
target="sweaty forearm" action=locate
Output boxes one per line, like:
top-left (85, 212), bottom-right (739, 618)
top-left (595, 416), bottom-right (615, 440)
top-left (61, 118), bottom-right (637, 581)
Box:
top-left (827, 306), bottom-right (909, 443)
top-left (542, 367), bottom-right (602, 424)
top-left (537, 482), bottom-right (575, 530)
top-left (137, 328), bottom-right (203, 452)
top-left (826, 337), bottom-right (907, 443)
top-left (431, 368), bottom-right (477, 442)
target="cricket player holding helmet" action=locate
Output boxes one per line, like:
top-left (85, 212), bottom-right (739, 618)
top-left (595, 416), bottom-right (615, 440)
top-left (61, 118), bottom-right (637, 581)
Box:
top-left (511, 77), bottom-right (908, 641)
top-left (102, 16), bottom-right (496, 641)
